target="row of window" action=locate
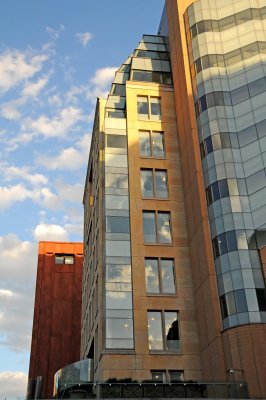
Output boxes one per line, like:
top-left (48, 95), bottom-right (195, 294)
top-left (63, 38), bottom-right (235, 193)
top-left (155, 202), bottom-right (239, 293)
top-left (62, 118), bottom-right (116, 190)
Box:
top-left (151, 370), bottom-right (183, 382)
top-left (105, 130), bottom-right (166, 158)
top-left (199, 118), bottom-right (266, 159)
top-left (195, 77), bottom-right (266, 116)
top-left (187, 7), bottom-right (266, 39)
top-left (132, 70), bottom-right (172, 85)
top-left (106, 212), bottom-right (173, 244)
top-left (137, 96), bottom-right (161, 120)
top-left (220, 288), bottom-right (266, 319)
top-left (55, 255), bottom-right (74, 264)
top-left (134, 49), bottom-right (169, 61)
top-left (212, 229), bottom-right (257, 259)
top-left (192, 41), bottom-right (266, 76)
top-left (206, 179), bottom-right (229, 206)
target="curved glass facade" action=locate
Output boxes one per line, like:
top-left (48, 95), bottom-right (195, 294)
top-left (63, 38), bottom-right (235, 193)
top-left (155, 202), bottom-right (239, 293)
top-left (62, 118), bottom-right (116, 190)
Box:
top-left (185, 0), bottom-right (266, 329)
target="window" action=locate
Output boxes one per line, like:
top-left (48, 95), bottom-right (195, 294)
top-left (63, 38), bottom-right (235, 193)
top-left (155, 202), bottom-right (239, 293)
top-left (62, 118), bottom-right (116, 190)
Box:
top-left (55, 255), bottom-right (74, 264)
top-left (150, 370), bottom-right (183, 382)
top-left (106, 216), bottom-right (130, 233)
top-left (143, 211), bottom-right (172, 244)
top-left (147, 311), bottom-right (180, 351)
top-left (151, 371), bottom-right (166, 382)
top-left (137, 96), bottom-right (149, 119)
top-left (212, 230), bottom-right (238, 259)
top-left (205, 179), bottom-right (229, 206)
top-left (106, 134), bottom-right (127, 148)
top-left (139, 131), bottom-right (165, 158)
top-left (137, 96), bottom-right (161, 120)
top-left (145, 258), bottom-right (176, 294)
top-left (141, 169), bottom-right (168, 198)
top-left (105, 173), bottom-right (128, 189)
top-left (169, 371), bottom-right (184, 382)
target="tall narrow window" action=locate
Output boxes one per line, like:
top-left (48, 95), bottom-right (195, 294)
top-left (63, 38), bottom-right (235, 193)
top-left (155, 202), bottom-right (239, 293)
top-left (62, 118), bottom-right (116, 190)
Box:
top-left (137, 96), bottom-right (149, 119)
top-left (157, 212), bottom-right (172, 243)
top-left (141, 169), bottom-right (154, 198)
top-left (155, 170), bottom-right (168, 198)
top-left (143, 211), bottom-right (157, 243)
top-left (150, 97), bottom-right (161, 120)
top-left (148, 311), bottom-right (180, 351)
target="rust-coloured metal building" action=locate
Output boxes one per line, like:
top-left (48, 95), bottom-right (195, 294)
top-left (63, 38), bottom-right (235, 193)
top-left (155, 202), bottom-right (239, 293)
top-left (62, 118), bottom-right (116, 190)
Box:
top-left (28, 241), bottom-right (83, 399)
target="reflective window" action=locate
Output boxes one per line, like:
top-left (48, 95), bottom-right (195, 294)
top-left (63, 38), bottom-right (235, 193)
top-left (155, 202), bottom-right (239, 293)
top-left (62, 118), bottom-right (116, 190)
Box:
top-left (105, 173), bottom-right (128, 189)
top-left (206, 179), bottom-right (229, 206)
top-left (157, 212), bottom-right (172, 243)
top-left (152, 132), bottom-right (165, 157)
top-left (137, 96), bottom-right (149, 118)
top-left (106, 134), bottom-right (127, 148)
top-left (106, 216), bottom-right (130, 234)
top-left (111, 84), bottom-right (126, 96)
top-left (150, 97), bottom-right (161, 120)
top-left (55, 255), bottom-right (74, 264)
top-left (212, 231), bottom-right (238, 259)
top-left (139, 131), bottom-right (165, 158)
top-left (143, 211), bottom-right (157, 243)
top-left (141, 169), bottom-right (154, 198)
top-left (169, 371), bottom-right (184, 382)
top-left (147, 311), bottom-right (180, 351)
top-left (141, 169), bottom-right (168, 198)
top-left (151, 371), bottom-right (166, 382)
top-left (137, 96), bottom-right (161, 120)
top-left (143, 211), bottom-right (172, 244)
top-left (145, 258), bottom-right (175, 294)
top-left (155, 170), bottom-right (168, 198)
top-left (148, 311), bottom-right (163, 350)
top-left (256, 289), bottom-right (266, 311)
top-left (106, 264), bottom-right (131, 283)
top-left (139, 131), bottom-right (151, 156)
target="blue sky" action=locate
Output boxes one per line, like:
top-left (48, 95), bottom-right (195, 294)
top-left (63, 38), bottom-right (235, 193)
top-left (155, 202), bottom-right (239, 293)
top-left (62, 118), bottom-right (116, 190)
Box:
top-left (0, 1), bottom-right (164, 397)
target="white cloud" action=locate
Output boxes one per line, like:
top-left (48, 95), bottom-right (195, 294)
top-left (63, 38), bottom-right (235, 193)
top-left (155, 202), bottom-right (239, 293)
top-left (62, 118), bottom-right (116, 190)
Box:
top-left (22, 76), bottom-right (49, 97)
top-left (0, 371), bottom-right (27, 398)
top-left (0, 234), bottom-right (37, 353)
top-left (0, 97), bottom-right (27, 120)
top-left (46, 24), bottom-right (65, 40)
top-left (33, 223), bottom-right (69, 242)
top-left (0, 184), bottom-right (30, 209)
top-left (0, 289), bottom-right (15, 298)
top-left (0, 49), bottom-right (48, 94)
top-left (76, 32), bottom-right (93, 47)
top-left (90, 66), bottom-right (117, 88)
top-left (37, 132), bottom-right (91, 170)
top-left (1, 164), bottom-right (48, 186)
top-left (23, 106), bottom-right (84, 138)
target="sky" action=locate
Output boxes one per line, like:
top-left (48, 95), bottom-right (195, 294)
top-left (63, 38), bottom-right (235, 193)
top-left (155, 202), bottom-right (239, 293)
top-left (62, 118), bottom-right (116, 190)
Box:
top-left (0, 1), bottom-right (164, 397)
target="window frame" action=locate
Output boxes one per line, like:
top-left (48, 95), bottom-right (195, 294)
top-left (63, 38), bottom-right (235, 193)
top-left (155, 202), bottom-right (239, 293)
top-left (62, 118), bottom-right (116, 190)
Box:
top-left (142, 210), bottom-right (173, 244)
top-left (145, 258), bottom-right (176, 295)
top-left (140, 168), bottom-right (169, 199)
top-left (139, 130), bottom-right (166, 158)
top-left (137, 95), bottom-right (162, 120)
top-left (55, 254), bottom-right (74, 265)
top-left (147, 310), bottom-right (180, 352)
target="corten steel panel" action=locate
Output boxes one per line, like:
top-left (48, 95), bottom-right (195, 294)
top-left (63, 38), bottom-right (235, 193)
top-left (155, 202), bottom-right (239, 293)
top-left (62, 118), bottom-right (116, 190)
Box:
top-left (28, 242), bottom-right (83, 399)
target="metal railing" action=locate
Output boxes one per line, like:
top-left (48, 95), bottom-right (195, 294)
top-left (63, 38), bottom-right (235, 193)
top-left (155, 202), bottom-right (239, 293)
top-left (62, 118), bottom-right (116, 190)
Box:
top-left (55, 381), bottom-right (249, 399)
